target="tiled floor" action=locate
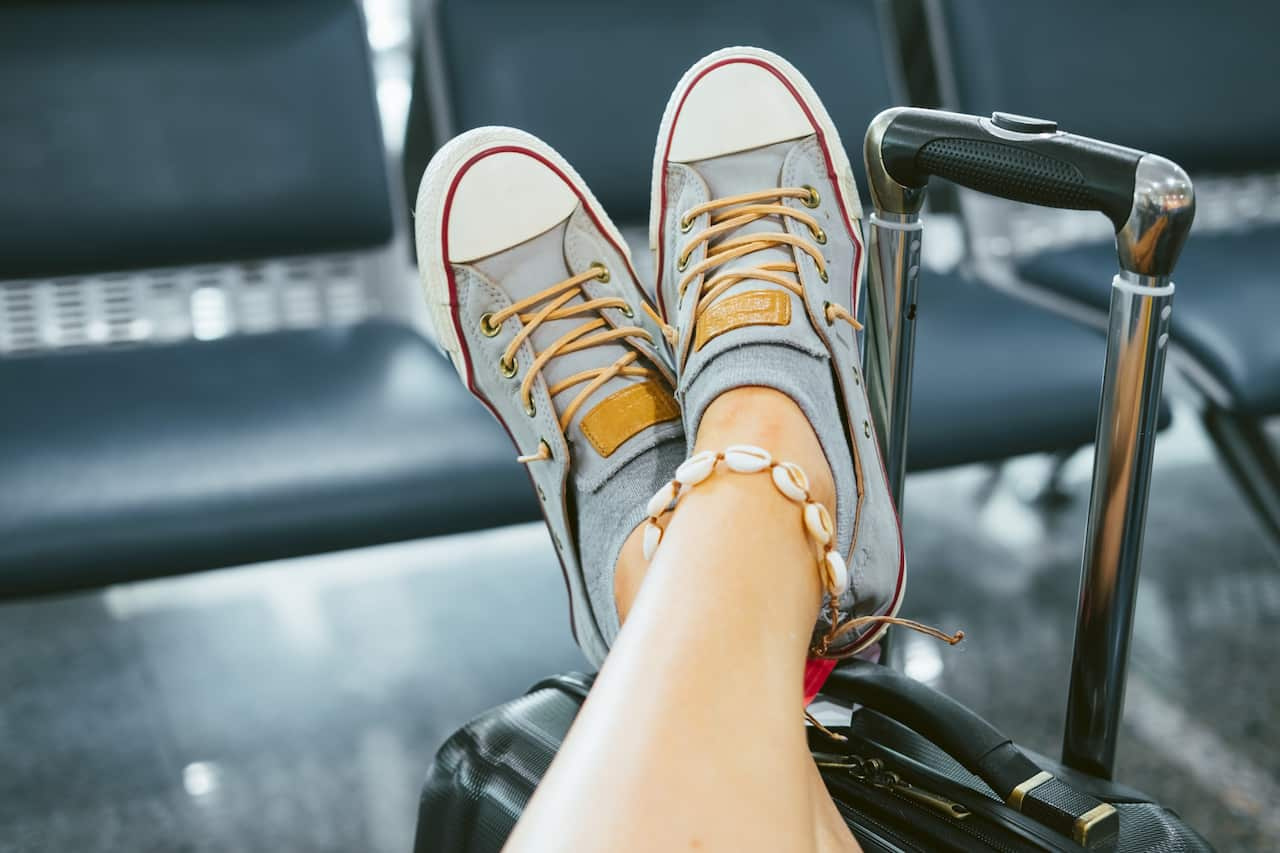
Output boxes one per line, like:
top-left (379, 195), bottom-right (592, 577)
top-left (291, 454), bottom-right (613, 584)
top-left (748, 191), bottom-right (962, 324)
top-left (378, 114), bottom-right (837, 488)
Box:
top-left (1, 410), bottom-right (1275, 852)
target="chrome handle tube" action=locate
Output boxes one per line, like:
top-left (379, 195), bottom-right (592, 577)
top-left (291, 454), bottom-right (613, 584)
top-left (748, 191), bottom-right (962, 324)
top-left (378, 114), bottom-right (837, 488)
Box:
top-left (864, 109), bottom-right (1195, 776)
top-left (1062, 154), bottom-right (1193, 779)
top-left (864, 108), bottom-right (926, 507)
top-left (1061, 273), bottom-right (1174, 779)
top-left (864, 212), bottom-right (923, 508)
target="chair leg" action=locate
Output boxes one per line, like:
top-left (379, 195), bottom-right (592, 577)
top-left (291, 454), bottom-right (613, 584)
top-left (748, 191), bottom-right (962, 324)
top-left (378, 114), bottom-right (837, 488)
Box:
top-left (1030, 447), bottom-right (1077, 510)
top-left (972, 460), bottom-right (1005, 508)
top-left (1202, 405), bottom-right (1280, 549)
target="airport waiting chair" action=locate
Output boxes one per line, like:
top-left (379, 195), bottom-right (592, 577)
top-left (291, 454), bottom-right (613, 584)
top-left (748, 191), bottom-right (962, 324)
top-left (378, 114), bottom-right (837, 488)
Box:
top-left (403, 0), bottom-right (1142, 476)
top-left (0, 0), bottom-right (537, 597)
top-left (927, 0), bottom-right (1280, 544)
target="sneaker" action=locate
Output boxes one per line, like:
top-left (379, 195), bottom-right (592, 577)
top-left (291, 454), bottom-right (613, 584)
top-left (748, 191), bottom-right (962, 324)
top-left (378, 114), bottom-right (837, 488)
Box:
top-left (649, 47), bottom-right (905, 657)
top-left (416, 127), bottom-right (684, 668)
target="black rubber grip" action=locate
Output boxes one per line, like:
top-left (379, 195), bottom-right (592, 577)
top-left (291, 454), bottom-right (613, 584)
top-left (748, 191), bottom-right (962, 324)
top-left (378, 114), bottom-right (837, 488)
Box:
top-left (918, 138), bottom-right (1097, 210)
top-left (880, 109), bottom-right (1143, 229)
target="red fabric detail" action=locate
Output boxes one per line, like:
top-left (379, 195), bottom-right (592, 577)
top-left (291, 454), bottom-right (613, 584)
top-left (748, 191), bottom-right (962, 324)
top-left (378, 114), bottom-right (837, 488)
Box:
top-left (802, 657), bottom-right (839, 706)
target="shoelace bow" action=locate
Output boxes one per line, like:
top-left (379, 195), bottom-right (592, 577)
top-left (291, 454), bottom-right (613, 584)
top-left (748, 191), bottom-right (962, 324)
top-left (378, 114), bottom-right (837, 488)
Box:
top-left (818, 613), bottom-right (964, 659)
top-left (483, 263), bottom-right (663, 465)
top-left (674, 186), bottom-right (863, 343)
top-left (807, 616), bottom-right (963, 729)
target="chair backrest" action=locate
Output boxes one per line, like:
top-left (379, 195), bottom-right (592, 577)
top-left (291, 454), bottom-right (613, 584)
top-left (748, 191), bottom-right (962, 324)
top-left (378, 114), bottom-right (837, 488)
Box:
top-left (927, 0), bottom-right (1280, 174)
top-left (0, 0), bottom-right (393, 282)
top-left (419, 0), bottom-right (905, 223)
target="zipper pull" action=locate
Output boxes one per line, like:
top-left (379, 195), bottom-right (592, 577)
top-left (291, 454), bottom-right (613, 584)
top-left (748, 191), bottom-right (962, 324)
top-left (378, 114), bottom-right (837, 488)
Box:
top-left (826, 755), bottom-right (973, 822)
top-left (882, 780), bottom-right (972, 821)
top-left (814, 754), bottom-right (870, 780)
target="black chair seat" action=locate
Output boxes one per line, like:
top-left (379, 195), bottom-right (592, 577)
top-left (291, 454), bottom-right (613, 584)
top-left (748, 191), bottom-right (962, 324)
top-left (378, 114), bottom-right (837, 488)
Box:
top-left (0, 0), bottom-right (391, 280)
top-left (907, 270), bottom-right (1154, 472)
top-left (1018, 228), bottom-right (1280, 417)
top-left (411, 0), bottom-right (896, 226)
top-left (0, 321), bottom-right (538, 597)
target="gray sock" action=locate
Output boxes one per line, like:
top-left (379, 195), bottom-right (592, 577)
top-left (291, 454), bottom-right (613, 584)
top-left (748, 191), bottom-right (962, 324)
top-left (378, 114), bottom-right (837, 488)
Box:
top-left (680, 342), bottom-right (855, 551)
top-left (574, 431), bottom-right (687, 645)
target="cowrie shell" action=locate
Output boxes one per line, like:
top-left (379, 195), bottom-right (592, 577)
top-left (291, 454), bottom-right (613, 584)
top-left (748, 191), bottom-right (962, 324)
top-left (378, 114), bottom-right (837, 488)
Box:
top-left (770, 462), bottom-right (810, 502)
top-left (824, 549), bottom-right (849, 596)
top-left (642, 521), bottom-right (663, 561)
top-left (646, 481), bottom-right (677, 518)
top-left (724, 444), bottom-right (772, 473)
top-left (804, 502), bottom-right (833, 546)
top-left (675, 450), bottom-right (718, 486)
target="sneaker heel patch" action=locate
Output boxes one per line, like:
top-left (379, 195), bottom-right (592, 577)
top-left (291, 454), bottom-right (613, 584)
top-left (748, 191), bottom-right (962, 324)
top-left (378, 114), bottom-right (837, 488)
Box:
top-left (694, 289), bottom-right (790, 351)
top-left (580, 379), bottom-right (680, 457)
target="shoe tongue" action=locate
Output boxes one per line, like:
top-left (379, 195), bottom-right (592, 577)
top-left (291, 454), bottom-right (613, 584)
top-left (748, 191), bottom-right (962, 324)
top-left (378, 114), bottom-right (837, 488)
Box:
top-left (469, 215), bottom-right (645, 436)
top-left (688, 138), bottom-right (801, 290)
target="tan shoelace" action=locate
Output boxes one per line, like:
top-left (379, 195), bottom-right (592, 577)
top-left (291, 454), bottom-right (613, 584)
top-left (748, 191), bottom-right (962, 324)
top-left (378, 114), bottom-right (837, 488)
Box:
top-left (675, 186), bottom-right (863, 346)
top-left (817, 613), bottom-right (964, 659)
top-left (482, 263), bottom-right (660, 464)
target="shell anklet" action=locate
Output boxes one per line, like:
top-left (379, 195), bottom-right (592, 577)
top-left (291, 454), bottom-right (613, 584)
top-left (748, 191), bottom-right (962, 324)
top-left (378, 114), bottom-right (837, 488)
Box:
top-left (641, 445), bottom-right (964, 658)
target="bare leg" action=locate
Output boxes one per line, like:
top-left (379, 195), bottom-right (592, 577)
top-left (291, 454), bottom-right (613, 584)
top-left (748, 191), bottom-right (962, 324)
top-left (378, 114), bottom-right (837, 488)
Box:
top-left (505, 387), bottom-right (861, 853)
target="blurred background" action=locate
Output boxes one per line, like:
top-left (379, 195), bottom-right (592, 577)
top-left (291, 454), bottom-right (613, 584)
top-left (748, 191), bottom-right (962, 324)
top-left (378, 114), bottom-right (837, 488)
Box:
top-left (0, 1), bottom-right (1277, 850)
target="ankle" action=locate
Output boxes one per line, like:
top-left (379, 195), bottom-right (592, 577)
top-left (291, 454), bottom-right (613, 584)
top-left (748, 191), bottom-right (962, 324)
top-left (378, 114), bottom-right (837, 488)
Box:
top-left (613, 516), bottom-right (662, 622)
top-left (613, 387), bottom-right (837, 632)
top-left (694, 387), bottom-right (836, 514)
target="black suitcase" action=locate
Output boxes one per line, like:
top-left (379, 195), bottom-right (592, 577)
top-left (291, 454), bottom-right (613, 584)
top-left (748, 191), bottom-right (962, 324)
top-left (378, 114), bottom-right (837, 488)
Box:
top-left (416, 666), bottom-right (1210, 852)
top-left (414, 108), bottom-right (1207, 851)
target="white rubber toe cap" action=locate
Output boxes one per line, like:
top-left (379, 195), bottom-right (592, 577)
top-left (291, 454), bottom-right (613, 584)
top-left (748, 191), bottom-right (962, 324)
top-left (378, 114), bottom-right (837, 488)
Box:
top-left (447, 150), bottom-right (578, 263)
top-left (666, 60), bottom-right (814, 163)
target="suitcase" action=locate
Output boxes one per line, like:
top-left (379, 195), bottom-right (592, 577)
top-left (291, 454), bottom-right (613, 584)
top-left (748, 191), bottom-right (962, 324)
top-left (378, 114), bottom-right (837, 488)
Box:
top-left (416, 666), bottom-right (1209, 852)
top-left (414, 108), bottom-right (1208, 851)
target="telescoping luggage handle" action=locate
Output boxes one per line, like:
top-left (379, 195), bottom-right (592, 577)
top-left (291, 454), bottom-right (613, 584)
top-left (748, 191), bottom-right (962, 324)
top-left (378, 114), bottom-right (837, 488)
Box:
top-left (859, 108), bottom-right (1195, 780)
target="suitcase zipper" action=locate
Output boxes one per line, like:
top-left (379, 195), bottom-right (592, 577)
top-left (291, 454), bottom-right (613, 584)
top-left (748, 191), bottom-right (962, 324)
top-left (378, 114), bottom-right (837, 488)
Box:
top-left (816, 754), bottom-right (971, 821)
top-left (878, 770), bottom-right (973, 820)
top-left (818, 752), bottom-right (1044, 852)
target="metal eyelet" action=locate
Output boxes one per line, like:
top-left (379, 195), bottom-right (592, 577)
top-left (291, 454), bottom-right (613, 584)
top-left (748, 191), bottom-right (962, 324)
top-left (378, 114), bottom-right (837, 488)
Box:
top-left (823, 300), bottom-right (834, 325)
top-left (677, 252), bottom-right (690, 272)
top-left (592, 262), bottom-right (610, 283)
top-left (620, 304), bottom-right (634, 318)
top-left (524, 399), bottom-right (536, 418)
top-left (802, 185), bottom-right (821, 208)
top-left (479, 313), bottom-right (502, 337)
top-left (812, 227), bottom-right (827, 245)
top-left (679, 215), bottom-right (694, 233)
top-left (819, 266), bottom-right (829, 283)
top-left (499, 355), bottom-right (518, 378)
top-left (537, 439), bottom-right (551, 461)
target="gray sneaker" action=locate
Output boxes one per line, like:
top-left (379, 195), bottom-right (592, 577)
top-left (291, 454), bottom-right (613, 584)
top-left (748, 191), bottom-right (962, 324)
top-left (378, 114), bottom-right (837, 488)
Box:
top-left (416, 127), bottom-right (684, 668)
top-left (649, 47), bottom-right (905, 657)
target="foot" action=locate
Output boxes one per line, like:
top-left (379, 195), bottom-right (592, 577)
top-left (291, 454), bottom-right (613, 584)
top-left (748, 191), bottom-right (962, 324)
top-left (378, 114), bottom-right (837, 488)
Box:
top-left (416, 127), bottom-right (684, 668)
top-left (649, 47), bottom-right (905, 657)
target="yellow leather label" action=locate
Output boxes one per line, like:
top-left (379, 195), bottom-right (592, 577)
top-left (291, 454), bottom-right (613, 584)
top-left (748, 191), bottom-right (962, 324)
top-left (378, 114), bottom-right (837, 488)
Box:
top-left (580, 379), bottom-right (680, 457)
top-left (694, 289), bottom-right (791, 351)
